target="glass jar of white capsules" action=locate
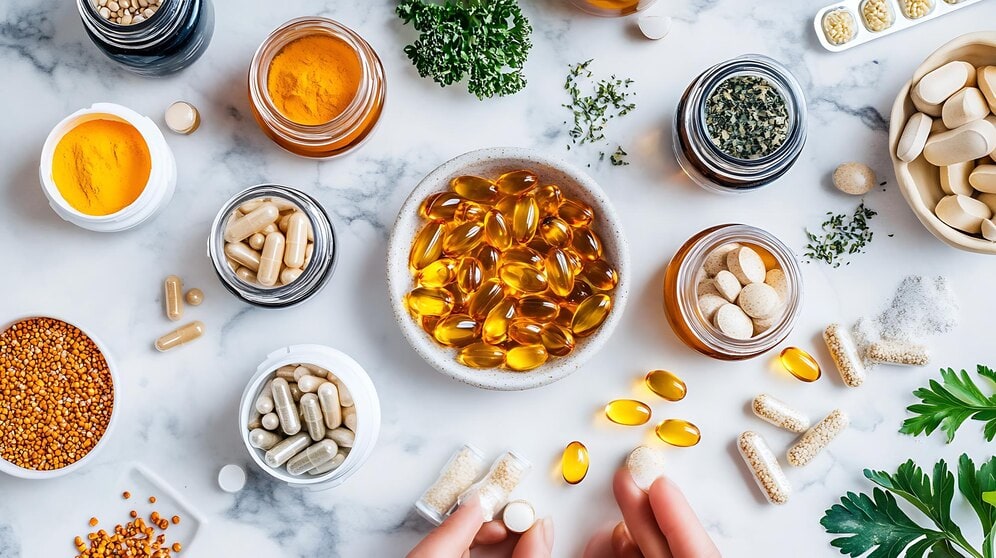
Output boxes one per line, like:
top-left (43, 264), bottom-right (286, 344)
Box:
top-left (673, 54), bottom-right (808, 194)
top-left (208, 185), bottom-right (336, 308)
top-left (663, 224), bottom-right (803, 360)
top-left (239, 345), bottom-right (381, 489)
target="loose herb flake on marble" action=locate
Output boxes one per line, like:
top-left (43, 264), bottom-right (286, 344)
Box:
top-left (563, 59), bottom-right (636, 167)
top-left (804, 202), bottom-right (877, 267)
top-left (705, 75), bottom-right (789, 160)
top-left (901, 365), bottom-right (996, 443)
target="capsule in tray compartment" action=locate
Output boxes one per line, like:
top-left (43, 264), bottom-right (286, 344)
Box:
top-left (814, 0), bottom-right (983, 52)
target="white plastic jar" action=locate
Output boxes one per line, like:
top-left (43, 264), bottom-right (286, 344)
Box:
top-left (38, 102), bottom-right (177, 232)
top-left (239, 344), bottom-right (381, 489)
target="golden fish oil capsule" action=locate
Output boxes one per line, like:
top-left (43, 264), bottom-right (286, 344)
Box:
top-left (561, 441), bottom-right (589, 484)
top-left (605, 399), bottom-right (652, 426)
top-left (503, 246), bottom-right (543, 267)
top-left (164, 275), bottom-right (183, 321)
top-left (155, 320), bottom-right (205, 352)
top-left (468, 279), bottom-right (505, 319)
top-left (416, 258), bottom-right (456, 288)
top-left (474, 245), bottom-right (501, 282)
top-left (571, 228), bottom-right (603, 262)
top-left (433, 314), bottom-right (480, 347)
top-left (540, 324), bottom-right (575, 357)
top-left (558, 199), bottom-right (594, 227)
top-left (644, 370), bottom-right (687, 402)
top-left (452, 175), bottom-right (499, 203)
top-left (554, 307), bottom-right (574, 328)
top-left (421, 192), bottom-right (464, 220)
top-left (497, 169), bottom-right (538, 195)
top-left (571, 294), bottom-right (612, 337)
top-left (545, 248), bottom-right (575, 298)
top-left (499, 262), bottom-right (548, 293)
top-left (506, 344), bottom-right (548, 371)
top-left (444, 283), bottom-right (469, 313)
top-left (516, 295), bottom-right (559, 323)
top-left (579, 260), bottom-right (618, 291)
top-left (457, 343), bottom-right (506, 369)
top-left (225, 203), bottom-right (279, 243)
top-left (225, 242), bottom-right (261, 271)
top-left (655, 419), bottom-right (701, 447)
top-left (482, 298), bottom-right (515, 345)
top-left (512, 195), bottom-right (539, 243)
top-left (534, 184), bottom-right (562, 215)
top-left (406, 287), bottom-right (455, 316)
top-left (421, 315), bottom-right (441, 335)
top-left (778, 347), bottom-right (822, 383)
top-left (454, 201), bottom-right (485, 223)
top-left (410, 222), bottom-right (446, 270)
top-left (567, 281), bottom-right (593, 305)
top-left (257, 231), bottom-right (286, 287)
top-left (565, 249), bottom-right (584, 274)
top-left (508, 320), bottom-right (544, 345)
top-left (539, 217), bottom-right (573, 248)
top-left (484, 209), bottom-right (513, 251)
top-left (442, 222), bottom-right (484, 256)
top-left (284, 212), bottom-right (309, 268)
top-left (456, 257), bottom-right (483, 294)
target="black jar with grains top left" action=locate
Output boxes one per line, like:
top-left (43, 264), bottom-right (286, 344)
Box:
top-left (76, 0), bottom-right (215, 77)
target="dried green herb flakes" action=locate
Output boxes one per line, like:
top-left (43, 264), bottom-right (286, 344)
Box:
top-left (705, 75), bottom-right (789, 160)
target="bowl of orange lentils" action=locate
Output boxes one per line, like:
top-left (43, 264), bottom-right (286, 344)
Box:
top-left (0, 315), bottom-right (119, 479)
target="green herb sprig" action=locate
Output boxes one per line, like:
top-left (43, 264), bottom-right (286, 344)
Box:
top-left (901, 365), bottom-right (996, 443)
top-left (396, 0), bottom-right (532, 100)
top-left (804, 202), bottom-right (877, 267)
top-left (821, 454), bottom-right (996, 558)
top-left (563, 60), bottom-right (635, 167)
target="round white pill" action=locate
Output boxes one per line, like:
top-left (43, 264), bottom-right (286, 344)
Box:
top-left (714, 303), bottom-right (753, 339)
top-left (626, 445), bottom-right (666, 492)
top-left (738, 283), bottom-right (780, 319)
top-left (726, 246), bottom-right (765, 285)
top-left (702, 243), bottom-right (740, 276)
top-left (165, 101), bottom-right (200, 135)
top-left (697, 277), bottom-right (720, 298)
top-left (764, 268), bottom-right (788, 301)
top-left (697, 293), bottom-right (727, 322)
top-left (714, 270), bottom-right (742, 302)
top-left (218, 464), bottom-right (247, 493)
top-left (832, 162), bottom-right (877, 194)
top-left (502, 500), bottom-right (536, 534)
top-left (637, 15), bottom-right (672, 40)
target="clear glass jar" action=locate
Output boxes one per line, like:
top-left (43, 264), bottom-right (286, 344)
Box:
top-left (662, 224), bottom-right (803, 360)
top-left (673, 55), bottom-right (808, 194)
top-left (209, 185), bottom-right (336, 308)
top-left (566, 0), bottom-right (659, 17)
top-left (76, 0), bottom-right (214, 77)
top-left (248, 17), bottom-right (386, 159)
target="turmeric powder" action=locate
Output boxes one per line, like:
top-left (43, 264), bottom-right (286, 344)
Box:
top-left (51, 118), bottom-right (151, 216)
top-left (266, 34), bottom-right (362, 126)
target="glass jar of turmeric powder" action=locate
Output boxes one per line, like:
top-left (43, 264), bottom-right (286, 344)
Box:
top-left (248, 18), bottom-right (386, 159)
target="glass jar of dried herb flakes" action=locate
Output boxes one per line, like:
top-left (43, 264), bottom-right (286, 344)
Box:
top-left (673, 55), bottom-right (808, 194)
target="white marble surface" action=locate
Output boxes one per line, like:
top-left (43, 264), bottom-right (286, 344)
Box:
top-left (0, 1), bottom-right (994, 556)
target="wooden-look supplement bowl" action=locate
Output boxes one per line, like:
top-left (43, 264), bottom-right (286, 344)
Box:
top-left (889, 31), bottom-right (996, 255)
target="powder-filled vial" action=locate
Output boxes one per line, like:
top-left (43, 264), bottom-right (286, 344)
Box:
top-left (779, 347), bottom-right (821, 382)
top-left (561, 441), bottom-right (589, 485)
top-left (460, 451), bottom-right (532, 521)
top-left (266, 35), bottom-right (361, 126)
top-left (737, 431), bottom-right (791, 505)
top-left (604, 400), bottom-right (652, 426)
top-left (154, 321), bottom-right (204, 352)
top-left (786, 409), bottom-right (849, 467)
top-left (644, 369), bottom-right (687, 401)
top-left (655, 419), bottom-right (701, 447)
top-left (416, 445), bottom-right (488, 525)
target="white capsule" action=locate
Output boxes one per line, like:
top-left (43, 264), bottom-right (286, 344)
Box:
top-left (261, 412), bottom-right (280, 431)
top-left (824, 323), bottom-right (866, 388)
top-left (247, 410), bottom-right (263, 430)
top-left (271, 378), bottom-right (301, 435)
top-left (301, 393), bottom-right (326, 441)
top-left (255, 379), bottom-right (274, 414)
top-left (325, 427), bottom-right (354, 448)
top-left (738, 431), bottom-right (791, 505)
top-left (331, 376), bottom-right (354, 407)
top-left (343, 405), bottom-right (357, 431)
top-left (752, 394), bottom-right (810, 433)
top-left (293, 366), bottom-right (312, 381)
top-left (249, 428), bottom-right (282, 450)
top-left (287, 440), bottom-right (338, 475)
top-left (298, 375), bottom-right (326, 393)
top-left (264, 433), bottom-right (310, 468)
top-left (866, 340), bottom-right (930, 366)
top-left (274, 365), bottom-right (296, 380)
top-left (786, 409), bottom-right (849, 467)
top-left (317, 382), bottom-right (342, 429)
top-left (309, 449), bottom-right (348, 475)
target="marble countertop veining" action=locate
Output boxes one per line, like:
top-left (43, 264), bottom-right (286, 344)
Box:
top-left (1, 0), bottom-right (995, 556)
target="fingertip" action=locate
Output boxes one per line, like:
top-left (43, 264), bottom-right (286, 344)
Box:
top-left (473, 520), bottom-right (509, 546)
top-left (512, 517), bottom-right (553, 557)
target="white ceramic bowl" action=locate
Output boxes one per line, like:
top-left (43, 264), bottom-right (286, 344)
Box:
top-left (0, 315), bottom-right (120, 479)
top-left (387, 147), bottom-right (631, 391)
top-left (889, 32), bottom-right (996, 255)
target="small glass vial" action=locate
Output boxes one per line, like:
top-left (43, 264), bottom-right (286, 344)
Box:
top-left (662, 224), bottom-right (803, 360)
top-left (248, 17), bottom-right (386, 159)
top-left (209, 185), bottom-right (336, 308)
top-left (76, 0), bottom-right (215, 77)
top-left (566, 0), bottom-right (659, 17)
top-left (673, 55), bottom-right (808, 193)
top-left (415, 444), bottom-right (488, 525)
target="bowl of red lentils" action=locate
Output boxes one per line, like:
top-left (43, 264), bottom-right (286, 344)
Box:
top-left (0, 316), bottom-right (118, 479)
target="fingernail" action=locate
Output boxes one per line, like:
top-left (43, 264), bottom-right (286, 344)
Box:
top-left (542, 517), bottom-right (555, 550)
top-left (626, 445), bottom-right (666, 492)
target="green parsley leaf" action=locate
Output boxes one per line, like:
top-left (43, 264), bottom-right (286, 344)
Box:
top-left (900, 365), bottom-right (996, 443)
top-left (804, 202), bottom-right (877, 267)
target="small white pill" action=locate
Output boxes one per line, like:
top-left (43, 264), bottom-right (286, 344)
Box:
top-left (637, 15), bottom-right (672, 40)
top-left (726, 246), bottom-right (765, 285)
top-left (916, 61), bottom-right (976, 105)
top-left (714, 303), bottom-right (753, 339)
top-left (703, 243), bottom-right (740, 276)
top-left (738, 283), bottom-right (780, 319)
top-left (896, 113), bottom-right (932, 162)
top-left (165, 101), bottom-right (200, 135)
top-left (969, 164), bottom-right (996, 193)
top-left (714, 270), bottom-right (742, 302)
top-left (502, 500), bottom-right (536, 534)
top-left (626, 445), bottom-right (666, 491)
top-left (218, 464), bottom-right (247, 493)
top-left (935, 194), bottom-right (992, 234)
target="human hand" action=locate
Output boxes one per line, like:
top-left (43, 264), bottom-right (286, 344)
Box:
top-left (408, 494), bottom-right (555, 558)
top-left (583, 467), bottom-right (720, 558)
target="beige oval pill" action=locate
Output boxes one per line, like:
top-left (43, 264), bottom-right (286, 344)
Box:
top-left (916, 60), bottom-right (977, 105)
top-left (969, 164), bottom-right (996, 193)
top-left (280, 267), bottom-right (303, 285)
top-left (978, 66), bottom-right (996, 111)
top-left (911, 84), bottom-right (943, 117)
top-left (982, 219), bottom-right (996, 241)
top-left (698, 293), bottom-right (727, 322)
top-left (942, 87), bottom-right (989, 130)
top-left (284, 213), bottom-right (309, 268)
top-left (155, 321), bottom-right (205, 352)
top-left (257, 232), bottom-right (286, 287)
top-left (225, 242), bottom-right (261, 271)
top-left (923, 119), bottom-right (996, 166)
top-left (896, 112), bottom-right (932, 162)
top-left (224, 203), bottom-right (279, 243)
top-left (164, 275), bottom-right (183, 321)
top-left (935, 194), bottom-right (992, 234)
top-left (703, 243), bottom-right (740, 276)
top-left (726, 246), bottom-right (765, 285)
top-left (765, 268), bottom-right (788, 301)
top-left (714, 270), bottom-right (742, 302)
top-left (940, 161), bottom-right (975, 195)
top-left (739, 283), bottom-right (780, 319)
top-left (714, 303), bottom-right (753, 339)
top-left (978, 192), bottom-right (996, 214)
top-left (235, 266), bottom-right (257, 283)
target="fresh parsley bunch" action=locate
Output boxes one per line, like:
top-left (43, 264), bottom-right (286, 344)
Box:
top-left (901, 365), bottom-right (996, 443)
top-left (396, 0), bottom-right (533, 100)
top-left (822, 455), bottom-right (996, 558)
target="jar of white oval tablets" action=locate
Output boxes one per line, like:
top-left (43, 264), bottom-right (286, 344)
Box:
top-left (208, 184), bottom-right (337, 308)
top-left (663, 224), bottom-right (804, 360)
top-left (239, 344), bottom-right (381, 489)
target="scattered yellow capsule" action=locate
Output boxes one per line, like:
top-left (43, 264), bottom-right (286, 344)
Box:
top-left (604, 399), bottom-right (652, 426)
top-left (645, 370), bottom-right (687, 402)
top-left (571, 294), bottom-right (612, 337)
top-left (779, 347), bottom-right (822, 382)
top-left (457, 343), bottom-right (506, 369)
top-left (506, 344), bottom-right (548, 371)
top-left (561, 441), bottom-right (589, 485)
top-left (655, 419), bottom-right (701, 447)
top-left (409, 221), bottom-right (446, 270)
